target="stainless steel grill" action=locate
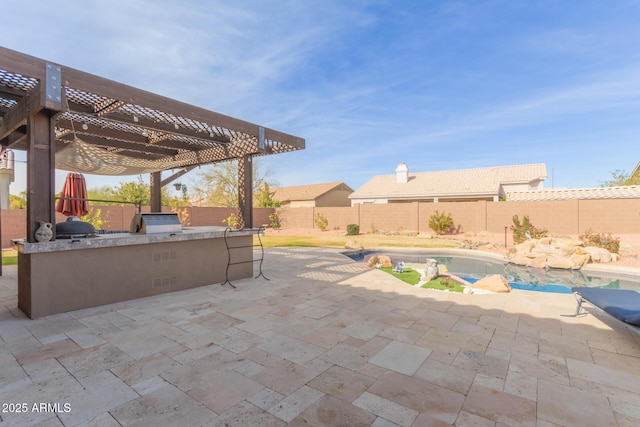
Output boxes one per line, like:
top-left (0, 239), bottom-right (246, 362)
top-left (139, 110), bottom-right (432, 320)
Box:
top-left (129, 213), bottom-right (182, 234)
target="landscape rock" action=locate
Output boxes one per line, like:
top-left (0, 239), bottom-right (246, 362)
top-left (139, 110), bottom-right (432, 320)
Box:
top-left (344, 240), bottom-right (363, 250)
top-left (505, 237), bottom-right (614, 269)
top-left (620, 242), bottom-right (636, 253)
top-left (569, 253), bottom-right (591, 269)
top-left (546, 257), bottom-right (573, 270)
top-left (583, 246), bottom-right (612, 263)
top-left (367, 255), bottom-right (393, 268)
top-left (477, 231), bottom-right (492, 237)
top-left (470, 275), bottom-right (511, 293)
top-left (476, 243), bottom-right (496, 251)
top-left (527, 256), bottom-right (548, 269)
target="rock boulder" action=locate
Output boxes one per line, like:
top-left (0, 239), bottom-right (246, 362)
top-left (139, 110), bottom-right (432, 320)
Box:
top-left (505, 237), bottom-right (614, 269)
top-left (345, 240), bottom-right (363, 250)
top-left (583, 246), bottom-right (612, 263)
top-left (470, 275), bottom-right (511, 293)
top-left (367, 255), bottom-right (393, 268)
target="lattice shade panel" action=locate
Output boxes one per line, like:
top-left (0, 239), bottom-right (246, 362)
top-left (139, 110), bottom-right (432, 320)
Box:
top-left (1, 49), bottom-right (304, 175)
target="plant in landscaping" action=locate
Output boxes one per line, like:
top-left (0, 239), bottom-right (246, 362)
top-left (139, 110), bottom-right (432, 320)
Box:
top-left (579, 229), bottom-right (620, 254)
top-left (347, 224), bottom-right (360, 235)
top-left (222, 212), bottom-right (240, 229)
top-left (82, 208), bottom-right (109, 231)
top-left (314, 213), bottom-right (328, 231)
top-left (268, 212), bottom-right (281, 229)
top-left (428, 210), bottom-right (454, 235)
top-left (511, 215), bottom-right (548, 244)
top-left (171, 206), bottom-right (190, 226)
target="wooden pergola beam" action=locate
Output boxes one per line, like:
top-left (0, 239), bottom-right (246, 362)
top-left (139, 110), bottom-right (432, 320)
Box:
top-left (0, 83), bottom-right (43, 139)
top-left (160, 166), bottom-right (197, 187)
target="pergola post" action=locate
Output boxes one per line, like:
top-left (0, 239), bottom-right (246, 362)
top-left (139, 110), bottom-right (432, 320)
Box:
top-left (237, 155), bottom-right (253, 229)
top-left (150, 171), bottom-right (162, 212)
top-left (26, 111), bottom-right (56, 242)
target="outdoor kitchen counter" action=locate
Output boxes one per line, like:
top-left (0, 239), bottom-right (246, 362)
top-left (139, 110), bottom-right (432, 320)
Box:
top-left (12, 226), bottom-right (256, 254)
top-left (15, 226), bottom-right (258, 319)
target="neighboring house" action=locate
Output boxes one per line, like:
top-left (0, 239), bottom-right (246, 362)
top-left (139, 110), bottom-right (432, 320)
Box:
top-left (272, 182), bottom-right (354, 207)
top-left (349, 163), bottom-right (547, 205)
top-left (507, 185), bottom-right (640, 201)
top-left (631, 161), bottom-right (640, 184)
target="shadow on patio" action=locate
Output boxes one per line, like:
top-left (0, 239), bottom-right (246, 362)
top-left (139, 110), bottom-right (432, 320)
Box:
top-left (1, 247), bottom-right (639, 426)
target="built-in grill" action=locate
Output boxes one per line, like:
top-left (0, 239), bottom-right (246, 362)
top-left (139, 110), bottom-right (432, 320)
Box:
top-left (129, 213), bottom-right (182, 234)
top-left (55, 216), bottom-right (97, 239)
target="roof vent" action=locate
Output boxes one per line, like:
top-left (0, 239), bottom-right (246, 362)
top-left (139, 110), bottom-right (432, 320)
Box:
top-left (396, 162), bottom-right (409, 184)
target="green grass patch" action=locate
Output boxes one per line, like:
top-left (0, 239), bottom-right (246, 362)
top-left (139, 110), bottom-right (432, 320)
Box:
top-left (2, 250), bottom-right (17, 266)
top-left (378, 267), bottom-right (464, 293)
top-left (256, 233), bottom-right (462, 249)
top-left (421, 276), bottom-right (464, 293)
top-left (379, 267), bottom-right (422, 285)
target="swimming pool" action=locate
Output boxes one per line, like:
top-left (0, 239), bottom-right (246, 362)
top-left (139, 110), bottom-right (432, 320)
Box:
top-left (346, 250), bottom-right (640, 294)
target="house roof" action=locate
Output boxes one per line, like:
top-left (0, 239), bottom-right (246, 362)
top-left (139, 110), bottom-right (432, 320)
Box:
top-left (507, 185), bottom-right (640, 201)
top-left (272, 182), bottom-right (352, 202)
top-left (350, 163), bottom-right (547, 200)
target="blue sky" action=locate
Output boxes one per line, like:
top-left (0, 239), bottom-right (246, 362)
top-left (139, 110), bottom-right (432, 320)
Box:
top-left (2, 0), bottom-right (639, 195)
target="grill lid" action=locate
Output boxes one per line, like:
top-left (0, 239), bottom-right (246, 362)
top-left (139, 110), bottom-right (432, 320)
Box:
top-left (56, 217), bottom-right (96, 237)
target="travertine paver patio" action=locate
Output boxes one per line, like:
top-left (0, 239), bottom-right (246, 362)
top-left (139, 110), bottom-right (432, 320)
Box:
top-left (1, 247), bottom-right (640, 426)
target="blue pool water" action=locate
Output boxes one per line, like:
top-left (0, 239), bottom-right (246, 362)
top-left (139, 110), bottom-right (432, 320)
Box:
top-left (347, 251), bottom-right (640, 294)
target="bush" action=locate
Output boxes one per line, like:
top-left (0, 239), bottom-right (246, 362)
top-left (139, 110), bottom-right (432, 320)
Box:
top-left (511, 215), bottom-right (548, 244)
top-left (314, 213), bottom-right (328, 231)
top-left (579, 229), bottom-right (620, 254)
top-left (428, 210), bottom-right (454, 235)
top-left (222, 213), bottom-right (240, 229)
top-left (268, 212), bottom-right (281, 230)
top-left (346, 224), bottom-right (360, 235)
top-left (82, 208), bottom-right (109, 231)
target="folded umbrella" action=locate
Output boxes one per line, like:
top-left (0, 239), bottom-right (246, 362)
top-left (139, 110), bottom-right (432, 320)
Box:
top-left (56, 172), bottom-right (89, 217)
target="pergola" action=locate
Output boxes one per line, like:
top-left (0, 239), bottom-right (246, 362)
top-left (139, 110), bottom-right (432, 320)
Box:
top-left (0, 47), bottom-right (305, 242)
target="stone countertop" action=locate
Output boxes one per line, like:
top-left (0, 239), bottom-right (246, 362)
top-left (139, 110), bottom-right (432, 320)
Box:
top-left (12, 226), bottom-right (262, 254)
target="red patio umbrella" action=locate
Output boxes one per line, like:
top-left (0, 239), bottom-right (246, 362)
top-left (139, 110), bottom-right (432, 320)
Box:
top-left (56, 172), bottom-right (90, 217)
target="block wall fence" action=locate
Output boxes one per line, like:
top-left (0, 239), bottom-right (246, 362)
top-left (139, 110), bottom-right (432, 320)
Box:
top-left (2, 199), bottom-right (639, 248)
top-left (275, 199), bottom-right (640, 236)
top-left (0, 206), bottom-right (275, 249)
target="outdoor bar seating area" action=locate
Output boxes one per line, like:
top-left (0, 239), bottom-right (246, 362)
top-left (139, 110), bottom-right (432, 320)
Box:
top-left (0, 47), bottom-right (304, 318)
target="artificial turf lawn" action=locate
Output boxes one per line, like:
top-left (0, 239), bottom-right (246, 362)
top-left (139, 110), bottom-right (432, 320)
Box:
top-left (380, 267), bottom-right (464, 293)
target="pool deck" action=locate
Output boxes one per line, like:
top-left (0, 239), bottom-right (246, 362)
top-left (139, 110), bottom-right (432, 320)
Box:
top-left (1, 247), bottom-right (640, 426)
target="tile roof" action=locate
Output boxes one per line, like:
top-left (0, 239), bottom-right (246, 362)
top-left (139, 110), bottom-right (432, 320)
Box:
top-left (350, 163), bottom-right (547, 200)
top-left (507, 185), bottom-right (640, 201)
top-left (272, 182), bottom-right (352, 202)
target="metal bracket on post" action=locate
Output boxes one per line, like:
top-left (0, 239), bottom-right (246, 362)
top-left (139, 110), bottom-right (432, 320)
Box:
top-left (258, 126), bottom-right (265, 151)
top-left (45, 63), bottom-right (62, 105)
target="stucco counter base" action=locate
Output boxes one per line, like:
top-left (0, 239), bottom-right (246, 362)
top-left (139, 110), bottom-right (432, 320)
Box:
top-left (13, 227), bottom-right (255, 319)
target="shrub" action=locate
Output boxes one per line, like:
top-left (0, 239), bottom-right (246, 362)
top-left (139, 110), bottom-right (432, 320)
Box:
top-left (579, 229), bottom-right (620, 254)
top-left (511, 215), bottom-right (548, 244)
top-left (428, 210), bottom-right (454, 235)
top-left (346, 224), bottom-right (360, 235)
top-left (268, 212), bottom-right (281, 230)
top-left (222, 213), bottom-right (240, 229)
top-left (82, 208), bottom-right (109, 231)
top-left (314, 213), bottom-right (328, 231)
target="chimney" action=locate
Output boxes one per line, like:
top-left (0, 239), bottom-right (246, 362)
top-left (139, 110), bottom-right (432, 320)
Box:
top-left (396, 162), bottom-right (409, 184)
